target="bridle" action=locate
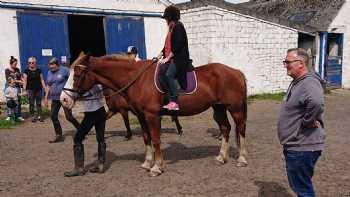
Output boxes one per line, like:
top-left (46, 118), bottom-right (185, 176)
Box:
top-left (62, 64), bottom-right (96, 101)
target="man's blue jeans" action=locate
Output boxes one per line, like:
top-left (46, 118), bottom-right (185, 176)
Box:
top-left (283, 150), bottom-right (322, 197)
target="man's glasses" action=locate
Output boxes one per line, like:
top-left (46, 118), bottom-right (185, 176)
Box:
top-left (283, 59), bottom-right (302, 65)
top-left (28, 62), bottom-right (35, 64)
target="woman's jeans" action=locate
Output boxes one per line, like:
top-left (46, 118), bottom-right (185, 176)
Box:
top-left (28, 90), bottom-right (42, 118)
top-left (283, 149), bottom-right (322, 197)
top-left (164, 62), bottom-right (177, 102)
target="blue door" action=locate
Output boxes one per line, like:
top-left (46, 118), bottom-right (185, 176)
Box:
top-left (104, 16), bottom-right (146, 59)
top-left (325, 33), bottom-right (343, 87)
top-left (17, 12), bottom-right (70, 80)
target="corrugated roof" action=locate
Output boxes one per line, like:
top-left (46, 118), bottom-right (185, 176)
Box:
top-left (238, 0), bottom-right (345, 31)
top-left (177, 0), bottom-right (346, 33)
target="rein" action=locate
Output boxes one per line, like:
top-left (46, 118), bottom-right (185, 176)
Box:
top-left (102, 59), bottom-right (157, 98)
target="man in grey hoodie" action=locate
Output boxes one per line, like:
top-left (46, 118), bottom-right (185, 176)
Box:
top-left (278, 48), bottom-right (325, 197)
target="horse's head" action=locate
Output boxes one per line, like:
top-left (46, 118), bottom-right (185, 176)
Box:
top-left (60, 51), bottom-right (96, 109)
top-left (66, 51), bottom-right (97, 95)
top-left (73, 64), bottom-right (95, 95)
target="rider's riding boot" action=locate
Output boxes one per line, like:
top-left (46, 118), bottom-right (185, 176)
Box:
top-left (90, 142), bottom-right (106, 173)
top-left (64, 144), bottom-right (85, 177)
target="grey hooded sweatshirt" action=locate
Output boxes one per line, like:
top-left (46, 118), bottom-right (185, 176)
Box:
top-left (277, 73), bottom-right (325, 151)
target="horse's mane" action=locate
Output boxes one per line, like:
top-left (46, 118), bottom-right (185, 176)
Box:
top-left (101, 54), bottom-right (135, 62)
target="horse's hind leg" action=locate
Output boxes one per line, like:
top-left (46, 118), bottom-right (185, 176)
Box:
top-left (212, 104), bottom-right (231, 164)
top-left (171, 116), bottom-right (183, 135)
top-left (121, 110), bottom-right (132, 140)
top-left (228, 110), bottom-right (248, 167)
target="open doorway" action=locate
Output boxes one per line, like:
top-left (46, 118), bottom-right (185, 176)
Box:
top-left (298, 33), bottom-right (316, 72)
top-left (325, 33), bottom-right (343, 88)
top-left (68, 15), bottom-right (106, 63)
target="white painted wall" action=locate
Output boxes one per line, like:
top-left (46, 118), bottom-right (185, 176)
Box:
top-left (181, 6), bottom-right (298, 95)
top-left (144, 17), bottom-right (168, 58)
top-left (0, 8), bottom-right (20, 101)
top-left (329, 0), bottom-right (350, 88)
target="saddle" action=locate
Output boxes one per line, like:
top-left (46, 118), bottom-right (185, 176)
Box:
top-left (154, 63), bottom-right (197, 95)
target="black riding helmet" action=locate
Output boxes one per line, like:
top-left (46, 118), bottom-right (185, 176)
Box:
top-left (161, 5), bottom-right (180, 21)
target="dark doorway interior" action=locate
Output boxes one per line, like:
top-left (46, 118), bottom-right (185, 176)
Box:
top-left (298, 33), bottom-right (316, 71)
top-left (68, 15), bottom-right (106, 63)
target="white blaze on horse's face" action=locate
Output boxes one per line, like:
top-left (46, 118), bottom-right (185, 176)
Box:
top-left (60, 67), bottom-right (77, 109)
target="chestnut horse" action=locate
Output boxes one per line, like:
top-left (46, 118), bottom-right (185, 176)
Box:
top-left (61, 52), bottom-right (248, 176)
top-left (103, 88), bottom-right (183, 140)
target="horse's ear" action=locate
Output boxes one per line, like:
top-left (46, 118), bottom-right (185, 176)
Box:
top-left (78, 51), bottom-right (85, 57)
top-left (70, 51), bottom-right (87, 69)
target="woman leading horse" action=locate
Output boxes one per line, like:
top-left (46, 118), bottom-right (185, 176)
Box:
top-left (61, 50), bottom-right (248, 177)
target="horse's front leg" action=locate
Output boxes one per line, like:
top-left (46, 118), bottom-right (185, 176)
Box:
top-left (137, 115), bottom-right (154, 171)
top-left (145, 112), bottom-right (164, 177)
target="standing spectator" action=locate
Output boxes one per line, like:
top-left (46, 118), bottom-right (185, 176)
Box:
top-left (44, 57), bottom-right (80, 143)
top-left (278, 48), bottom-right (325, 197)
top-left (127, 46), bottom-right (141, 61)
top-left (4, 78), bottom-right (19, 121)
top-left (4, 56), bottom-right (24, 121)
top-left (23, 57), bottom-right (46, 122)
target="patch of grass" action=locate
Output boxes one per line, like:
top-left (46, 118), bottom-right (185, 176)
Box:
top-left (248, 92), bottom-right (285, 104)
top-left (0, 117), bottom-right (19, 129)
top-left (41, 107), bottom-right (50, 117)
top-left (129, 116), bottom-right (140, 126)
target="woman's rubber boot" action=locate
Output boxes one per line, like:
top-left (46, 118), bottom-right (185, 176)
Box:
top-left (64, 144), bottom-right (85, 177)
top-left (90, 142), bottom-right (106, 173)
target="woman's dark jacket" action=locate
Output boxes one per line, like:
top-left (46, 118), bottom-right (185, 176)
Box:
top-left (162, 21), bottom-right (192, 90)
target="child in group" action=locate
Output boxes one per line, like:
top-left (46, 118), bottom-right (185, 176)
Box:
top-left (4, 77), bottom-right (19, 121)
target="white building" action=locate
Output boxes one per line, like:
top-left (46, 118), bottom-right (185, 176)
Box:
top-left (177, 0), bottom-right (350, 94)
top-left (0, 0), bottom-right (171, 100)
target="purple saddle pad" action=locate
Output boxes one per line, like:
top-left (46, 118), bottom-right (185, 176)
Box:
top-left (154, 63), bottom-right (197, 95)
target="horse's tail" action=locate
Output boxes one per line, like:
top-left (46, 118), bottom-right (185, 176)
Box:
top-left (241, 71), bottom-right (248, 121)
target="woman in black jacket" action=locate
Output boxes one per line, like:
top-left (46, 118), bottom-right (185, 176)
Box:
top-left (158, 5), bottom-right (192, 111)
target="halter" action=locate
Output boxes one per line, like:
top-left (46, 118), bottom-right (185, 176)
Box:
top-left (63, 65), bottom-right (103, 101)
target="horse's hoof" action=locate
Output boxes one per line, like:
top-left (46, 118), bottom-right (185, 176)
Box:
top-left (141, 162), bottom-right (152, 171)
top-left (149, 170), bottom-right (162, 177)
top-left (149, 164), bottom-right (163, 177)
top-left (236, 156), bottom-right (248, 167)
top-left (215, 154), bottom-right (227, 165)
top-left (149, 168), bottom-right (162, 177)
